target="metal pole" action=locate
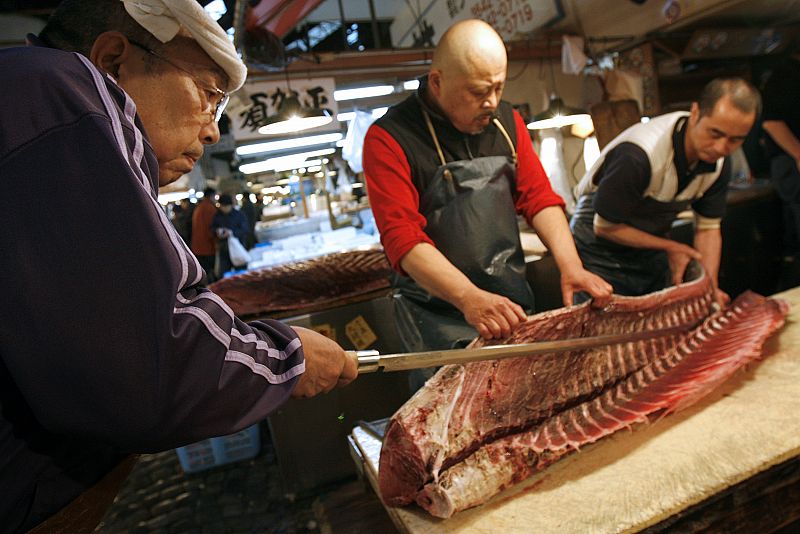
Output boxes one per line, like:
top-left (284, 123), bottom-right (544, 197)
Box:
top-left (368, 0), bottom-right (382, 49)
top-left (299, 178), bottom-right (309, 218)
top-left (337, 0), bottom-right (347, 50)
top-left (232, 0), bottom-right (247, 61)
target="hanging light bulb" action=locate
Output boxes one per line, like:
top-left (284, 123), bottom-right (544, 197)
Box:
top-left (528, 42), bottom-right (590, 131)
top-left (258, 92), bottom-right (332, 135)
top-left (527, 94), bottom-right (591, 130)
top-left (258, 70), bottom-right (333, 135)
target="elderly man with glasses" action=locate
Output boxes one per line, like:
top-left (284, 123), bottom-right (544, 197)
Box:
top-left (0, 1), bottom-right (357, 532)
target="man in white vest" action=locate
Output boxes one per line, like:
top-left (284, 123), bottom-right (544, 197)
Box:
top-left (571, 78), bottom-right (760, 306)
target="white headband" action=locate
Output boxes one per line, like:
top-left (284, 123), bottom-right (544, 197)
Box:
top-left (121, 0), bottom-right (247, 91)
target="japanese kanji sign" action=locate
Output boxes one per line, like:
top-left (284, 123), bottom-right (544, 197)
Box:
top-left (391, 0), bottom-right (564, 48)
top-left (229, 77), bottom-right (339, 141)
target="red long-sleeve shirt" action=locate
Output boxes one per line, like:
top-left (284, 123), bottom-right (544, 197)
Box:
top-left (363, 109), bottom-right (564, 272)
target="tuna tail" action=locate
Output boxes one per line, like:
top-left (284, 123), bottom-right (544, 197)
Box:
top-left (609, 291), bottom-right (788, 419)
top-left (529, 291), bottom-right (788, 455)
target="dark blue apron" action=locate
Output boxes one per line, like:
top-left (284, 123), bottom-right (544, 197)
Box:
top-left (571, 192), bottom-right (691, 297)
top-left (393, 110), bottom-right (534, 353)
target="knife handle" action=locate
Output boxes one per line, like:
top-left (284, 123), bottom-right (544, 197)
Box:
top-left (346, 350), bottom-right (381, 373)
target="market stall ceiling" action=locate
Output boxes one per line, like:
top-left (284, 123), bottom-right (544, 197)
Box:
top-left (562, 0), bottom-right (800, 52)
top-left (268, 0), bottom-right (800, 51)
top-left (4, 1), bottom-right (798, 52)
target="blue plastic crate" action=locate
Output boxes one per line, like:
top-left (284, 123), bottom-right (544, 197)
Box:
top-left (175, 424), bottom-right (261, 473)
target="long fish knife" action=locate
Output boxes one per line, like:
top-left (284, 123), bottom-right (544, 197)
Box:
top-left (351, 322), bottom-right (693, 373)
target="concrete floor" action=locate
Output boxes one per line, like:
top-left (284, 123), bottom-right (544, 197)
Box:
top-left (94, 424), bottom-right (396, 534)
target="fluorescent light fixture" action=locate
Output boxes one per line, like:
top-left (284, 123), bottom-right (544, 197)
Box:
top-left (240, 148), bottom-right (335, 175)
top-left (261, 185), bottom-right (290, 195)
top-left (403, 79), bottom-right (420, 91)
top-left (337, 106), bottom-right (390, 123)
top-left (274, 178), bottom-right (298, 186)
top-left (267, 149), bottom-right (333, 168)
top-left (157, 190), bottom-right (193, 205)
top-left (334, 85), bottom-right (394, 101)
top-left (236, 133), bottom-right (343, 156)
top-left (274, 159), bottom-right (322, 173)
top-left (238, 161), bottom-right (271, 174)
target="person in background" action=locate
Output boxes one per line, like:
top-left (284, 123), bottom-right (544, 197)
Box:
top-left (0, 1), bottom-right (356, 532)
top-left (761, 49), bottom-right (800, 289)
top-left (240, 191), bottom-right (258, 248)
top-left (172, 197), bottom-right (194, 244)
top-left (212, 193), bottom-right (249, 277)
top-left (191, 186), bottom-right (218, 282)
top-left (363, 19), bottom-right (612, 353)
top-left (571, 78), bottom-right (760, 305)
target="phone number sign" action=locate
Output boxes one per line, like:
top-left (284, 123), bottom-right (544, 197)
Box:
top-left (391, 0), bottom-right (564, 47)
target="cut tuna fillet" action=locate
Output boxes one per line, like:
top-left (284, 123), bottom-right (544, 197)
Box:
top-left (378, 271), bottom-right (788, 518)
top-left (210, 248), bottom-right (391, 317)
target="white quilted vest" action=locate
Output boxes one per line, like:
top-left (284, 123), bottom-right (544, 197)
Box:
top-left (574, 111), bottom-right (723, 202)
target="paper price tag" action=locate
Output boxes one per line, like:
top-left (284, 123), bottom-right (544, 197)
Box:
top-left (345, 315), bottom-right (377, 350)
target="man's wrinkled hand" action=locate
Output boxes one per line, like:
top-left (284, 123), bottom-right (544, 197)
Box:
top-left (460, 288), bottom-right (527, 340)
top-left (290, 327), bottom-right (358, 398)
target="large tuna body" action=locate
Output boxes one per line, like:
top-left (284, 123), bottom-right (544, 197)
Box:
top-left (378, 271), bottom-right (789, 518)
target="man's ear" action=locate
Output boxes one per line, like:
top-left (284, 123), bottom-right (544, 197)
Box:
top-left (89, 31), bottom-right (132, 80)
top-left (689, 101), bottom-right (700, 125)
top-left (428, 69), bottom-right (443, 98)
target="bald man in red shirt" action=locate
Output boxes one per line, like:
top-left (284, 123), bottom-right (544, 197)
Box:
top-left (364, 19), bottom-right (611, 352)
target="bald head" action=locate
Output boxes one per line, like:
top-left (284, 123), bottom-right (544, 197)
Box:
top-left (431, 19), bottom-right (507, 78)
top-left (427, 20), bottom-right (508, 134)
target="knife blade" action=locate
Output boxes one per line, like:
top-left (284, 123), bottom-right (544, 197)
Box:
top-left (350, 322), bottom-right (694, 373)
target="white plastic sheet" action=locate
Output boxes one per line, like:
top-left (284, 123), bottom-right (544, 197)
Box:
top-left (228, 236), bottom-right (251, 267)
top-left (342, 110), bottom-right (377, 174)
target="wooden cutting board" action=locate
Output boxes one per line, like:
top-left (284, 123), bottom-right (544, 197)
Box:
top-left (350, 286), bottom-right (800, 533)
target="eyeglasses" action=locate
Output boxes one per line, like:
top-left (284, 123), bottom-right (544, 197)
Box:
top-left (127, 39), bottom-right (230, 123)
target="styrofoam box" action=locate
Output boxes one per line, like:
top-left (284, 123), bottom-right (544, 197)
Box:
top-left (175, 423), bottom-right (261, 473)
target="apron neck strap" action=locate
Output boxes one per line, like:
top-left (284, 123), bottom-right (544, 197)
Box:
top-left (422, 109), bottom-right (448, 168)
top-left (493, 117), bottom-right (517, 166)
top-left (421, 109), bottom-right (519, 168)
